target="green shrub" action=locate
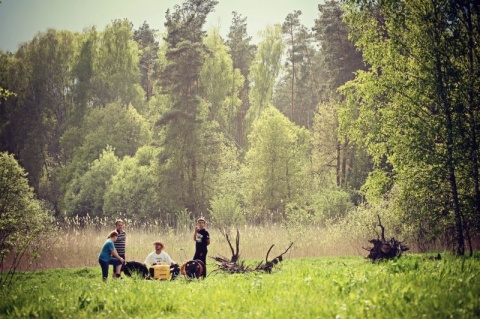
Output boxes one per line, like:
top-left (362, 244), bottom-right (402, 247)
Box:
top-left (209, 193), bottom-right (245, 230)
top-left (311, 188), bottom-right (354, 224)
top-left (0, 152), bottom-right (54, 287)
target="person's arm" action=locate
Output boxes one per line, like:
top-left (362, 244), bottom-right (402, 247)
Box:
top-left (124, 232), bottom-right (127, 259)
top-left (111, 249), bottom-right (124, 263)
top-left (193, 226), bottom-right (198, 241)
top-left (144, 254), bottom-right (153, 267)
top-left (164, 252), bottom-right (175, 265)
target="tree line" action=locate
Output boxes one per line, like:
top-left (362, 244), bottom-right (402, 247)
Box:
top-left (1, 0), bottom-right (479, 255)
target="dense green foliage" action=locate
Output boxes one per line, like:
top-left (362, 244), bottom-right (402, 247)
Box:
top-left (340, 0), bottom-right (480, 255)
top-left (0, 0), bottom-right (479, 255)
top-left (243, 106), bottom-right (310, 221)
top-left (1, 255), bottom-right (479, 318)
top-left (226, 12), bottom-right (256, 148)
top-left (0, 152), bottom-right (53, 286)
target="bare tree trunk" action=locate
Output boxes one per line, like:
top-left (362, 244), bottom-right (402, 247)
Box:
top-left (336, 141), bottom-right (341, 187)
top-left (432, 4), bottom-right (465, 255)
top-left (289, 25), bottom-right (296, 122)
top-left (341, 138), bottom-right (350, 188)
top-left (463, 3), bottom-right (480, 230)
top-left (435, 60), bottom-right (464, 256)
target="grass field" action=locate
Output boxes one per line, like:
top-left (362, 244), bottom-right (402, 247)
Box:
top-left (1, 254), bottom-right (479, 318)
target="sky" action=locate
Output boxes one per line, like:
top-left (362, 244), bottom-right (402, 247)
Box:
top-left (0, 0), bottom-right (323, 52)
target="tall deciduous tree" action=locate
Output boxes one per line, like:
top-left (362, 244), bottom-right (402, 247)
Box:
top-left (226, 12), bottom-right (256, 149)
top-left (58, 102), bottom-right (152, 215)
top-left (312, 101), bottom-right (341, 188)
top-left (201, 27), bottom-right (243, 144)
top-left (242, 106), bottom-right (310, 222)
top-left (246, 24), bottom-right (284, 131)
top-left (103, 146), bottom-right (161, 221)
top-left (63, 146), bottom-right (119, 217)
top-left (0, 30), bottom-right (78, 199)
top-left (342, 0), bottom-right (480, 255)
top-left (311, 0), bottom-right (370, 192)
top-left (0, 51), bottom-right (16, 151)
top-left (276, 11), bottom-right (321, 128)
top-left (72, 28), bottom-right (97, 126)
top-left (91, 19), bottom-right (142, 107)
top-left (0, 152), bottom-right (53, 287)
top-left (312, 99), bottom-right (372, 196)
top-left (282, 10), bottom-right (302, 121)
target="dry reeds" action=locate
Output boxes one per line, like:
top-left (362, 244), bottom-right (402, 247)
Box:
top-left (19, 216), bottom-right (369, 271)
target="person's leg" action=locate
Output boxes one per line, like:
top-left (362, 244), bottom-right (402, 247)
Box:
top-left (99, 259), bottom-right (109, 281)
top-left (108, 258), bottom-right (122, 278)
top-left (193, 251), bottom-right (202, 261)
top-left (201, 255), bottom-right (207, 278)
top-left (170, 264), bottom-right (180, 280)
top-left (193, 252), bottom-right (207, 278)
top-left (119, 254), bottom-right (125, 272)
top-left (112, 254), bottom-right (125, 276)
top-left (115, 264), bottom-right (122, 277)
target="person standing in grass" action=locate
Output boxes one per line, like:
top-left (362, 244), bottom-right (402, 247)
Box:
top-left (112, 219), bottom-right (126, 275)
top-left (99, 230), bottom-right (124, 281)
top-left (114, 219), bottom-right (126, 260)
top-left (193, 217), bottom-right (210, 278)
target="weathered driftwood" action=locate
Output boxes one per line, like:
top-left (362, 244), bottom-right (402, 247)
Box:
top-left (364, 214), bottom-right (409, 262)
top-left (211, 230), bottom-right (293, 274)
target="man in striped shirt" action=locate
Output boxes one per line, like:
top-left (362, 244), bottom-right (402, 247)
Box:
top-left (112, 219), bottom-right (126, 275)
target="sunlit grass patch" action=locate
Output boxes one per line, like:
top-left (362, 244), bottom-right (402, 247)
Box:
top-left (2, 255), bottom-right (479, 318)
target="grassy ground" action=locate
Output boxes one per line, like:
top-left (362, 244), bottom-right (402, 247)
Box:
top-left (1, 254), bottom-right (479, 318)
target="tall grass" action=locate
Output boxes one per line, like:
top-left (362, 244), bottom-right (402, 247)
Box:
top-left (15, 196), bottom-right (469, 272)
top-left (27, 216), bottom-right (373, 271)
top-left (14, 201), bottom-right (466, 273)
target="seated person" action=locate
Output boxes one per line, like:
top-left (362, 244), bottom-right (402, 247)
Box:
top-left (144, 241), bottom-right (176, 278)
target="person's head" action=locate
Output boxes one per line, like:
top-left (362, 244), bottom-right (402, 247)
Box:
top-left (115, 219), bottom-right (124, 231)
top-left (153, 241), bottom-right (164, 252)
top-left (197, 217), bottom-right (206, 229)
top-left (108, 230), bottom-right (119, 242)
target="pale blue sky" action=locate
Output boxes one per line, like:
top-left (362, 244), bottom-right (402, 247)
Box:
top-left (0, 0), bottom-right (323, 52)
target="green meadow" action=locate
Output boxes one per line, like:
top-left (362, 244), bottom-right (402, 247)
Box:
top-left (1, 254), bottom-right (479, 319)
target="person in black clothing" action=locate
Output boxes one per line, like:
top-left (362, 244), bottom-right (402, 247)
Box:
top-left (193, 217), bottom-right (210, 278)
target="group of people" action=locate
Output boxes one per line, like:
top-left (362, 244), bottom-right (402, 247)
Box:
top-left (98, 218), bottom-right (210, 281)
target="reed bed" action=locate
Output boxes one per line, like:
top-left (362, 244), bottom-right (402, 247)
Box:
top-left (28, 217), bottom-right (368, 270)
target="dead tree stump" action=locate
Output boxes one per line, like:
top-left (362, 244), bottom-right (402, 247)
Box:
top-left (364, 214), bottom-right (409, 262)
top-left (211, 230), bottom-right (293, 274)
top-left (254, 242), bottom-right (294, 273)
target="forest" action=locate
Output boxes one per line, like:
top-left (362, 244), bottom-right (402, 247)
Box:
top-left (1, 0), bottom-right (479, 259)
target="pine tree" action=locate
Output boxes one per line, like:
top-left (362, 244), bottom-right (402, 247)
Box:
top-left (159, 0), bottom-right (218, 215)
top-left (133, 21), bottom-right (160, 102)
